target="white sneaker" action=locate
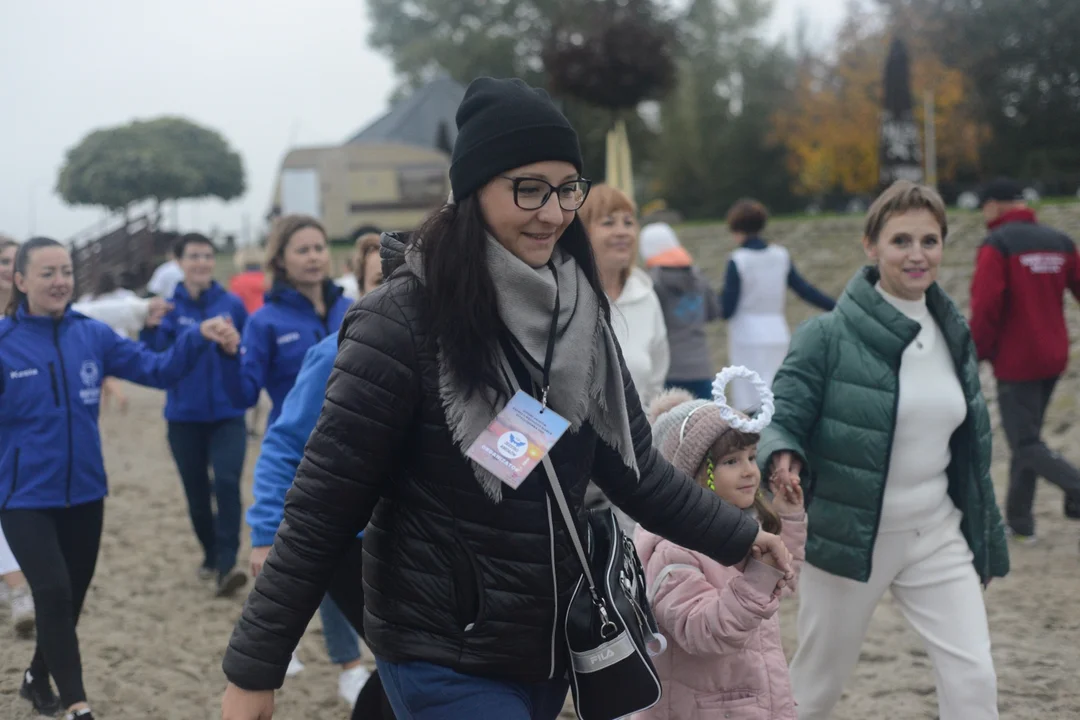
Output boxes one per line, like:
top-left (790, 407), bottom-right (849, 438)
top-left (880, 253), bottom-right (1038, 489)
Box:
top-left (285, 651), bottom-right (305, 677)
top-left (338, 664), bottom-right (371, 705)
top-left (10, 586), bottom-right (34, 638)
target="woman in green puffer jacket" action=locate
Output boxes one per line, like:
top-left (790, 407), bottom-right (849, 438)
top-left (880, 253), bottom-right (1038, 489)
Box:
top-left (758, 181), bottom-right (1008, 720)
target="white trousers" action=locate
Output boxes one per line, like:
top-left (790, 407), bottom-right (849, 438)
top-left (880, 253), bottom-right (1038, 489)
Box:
top-left (0, 524), bottom-right (20, 576)
top-left (791, 510), bottom-right (998, 720)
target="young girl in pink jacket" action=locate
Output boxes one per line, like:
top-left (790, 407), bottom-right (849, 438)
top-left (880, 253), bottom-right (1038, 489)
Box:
top-left (634, 376), bottom-right (806, 720)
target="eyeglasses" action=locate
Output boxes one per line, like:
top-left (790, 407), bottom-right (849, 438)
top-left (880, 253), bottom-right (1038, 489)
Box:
top-left (500, 176), bottom-right (592, 211)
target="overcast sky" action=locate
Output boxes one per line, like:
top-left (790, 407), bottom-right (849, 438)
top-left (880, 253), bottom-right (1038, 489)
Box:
top-left (0, 0), bottom-right (848, 244)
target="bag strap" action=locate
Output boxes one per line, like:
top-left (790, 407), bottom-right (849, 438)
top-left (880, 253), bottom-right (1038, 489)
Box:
top-left (497, 347), bottom-right (597, 592)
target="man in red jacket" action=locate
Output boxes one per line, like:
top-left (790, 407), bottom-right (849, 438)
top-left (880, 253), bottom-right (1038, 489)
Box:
top-left (970, 178), bottom-right (1080, 542)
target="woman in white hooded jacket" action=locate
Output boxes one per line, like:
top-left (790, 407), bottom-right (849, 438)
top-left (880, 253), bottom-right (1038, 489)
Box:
top-left (578, 184), bottom-right (669, 532)
top-left (578, 184), bottom-right (669, 406)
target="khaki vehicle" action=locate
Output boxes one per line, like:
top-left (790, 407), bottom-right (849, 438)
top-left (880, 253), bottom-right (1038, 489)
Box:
top-left (269, 76), bottom-right (465, 240)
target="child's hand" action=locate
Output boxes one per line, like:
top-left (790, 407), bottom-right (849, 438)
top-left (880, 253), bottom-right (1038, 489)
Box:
top-left (769, 469), bottom-right (804, 515)
top-left (749, 546), bottom-right (788, 598)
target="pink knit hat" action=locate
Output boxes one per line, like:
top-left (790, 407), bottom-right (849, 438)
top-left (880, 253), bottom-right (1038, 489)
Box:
top-left (648, 389), bottom-right (748, 479)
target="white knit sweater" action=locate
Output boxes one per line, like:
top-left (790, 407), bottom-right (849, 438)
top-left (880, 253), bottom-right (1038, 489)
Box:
top-left (876, 284), bottom-right (968, 532)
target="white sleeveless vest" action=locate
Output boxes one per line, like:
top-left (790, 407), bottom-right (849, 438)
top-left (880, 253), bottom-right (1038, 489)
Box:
top-left (726, 244), bottom-right (792, 410)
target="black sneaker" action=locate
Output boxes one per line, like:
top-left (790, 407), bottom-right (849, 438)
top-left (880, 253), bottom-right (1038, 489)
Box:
top-left (65, 709), bottom-right (94, 720)
top-left (215, 568), bottom-right (247, 598)
top-left (19, 669), bottom-right (61, 715)
top-left (1065, 497), bottom-right (1080, 520)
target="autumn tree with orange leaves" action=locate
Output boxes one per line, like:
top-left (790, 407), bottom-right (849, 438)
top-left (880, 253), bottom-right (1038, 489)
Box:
top-left (772, 5), bottom-right (988, 197)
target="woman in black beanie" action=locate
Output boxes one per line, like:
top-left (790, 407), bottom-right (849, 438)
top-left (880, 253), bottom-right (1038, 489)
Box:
top-left (220, 77), bottom-right (791, 720)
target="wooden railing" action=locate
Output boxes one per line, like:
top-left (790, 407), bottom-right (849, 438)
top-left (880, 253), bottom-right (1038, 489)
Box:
top-left (69, 215), bottom-right (176, 298)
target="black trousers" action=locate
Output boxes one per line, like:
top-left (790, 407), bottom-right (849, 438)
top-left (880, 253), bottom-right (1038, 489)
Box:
top-left (0, 500), bottom-right (104, 708)
top-left (328, 537), bottom-right (395, 720)
top-left (998, 377), bottom-right (1080, 535)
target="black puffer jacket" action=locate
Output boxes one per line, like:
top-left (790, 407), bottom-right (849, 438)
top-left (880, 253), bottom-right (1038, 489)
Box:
top-left (222, 235), bottom-right (759, 691)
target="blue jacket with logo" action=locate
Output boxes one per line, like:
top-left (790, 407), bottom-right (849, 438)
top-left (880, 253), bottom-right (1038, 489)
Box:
top-left (0, 305), bottom-right (211, 510)
top-left (223, 281), bottom-right (350, 427)
top-left (140, 281), bottom-right (248, 423)
top-left (247, 335), bottom-right (362, 546)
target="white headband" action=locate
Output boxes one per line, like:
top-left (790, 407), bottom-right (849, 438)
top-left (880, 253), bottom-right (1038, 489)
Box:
top-left (711, 366), bottom-right (775, 434)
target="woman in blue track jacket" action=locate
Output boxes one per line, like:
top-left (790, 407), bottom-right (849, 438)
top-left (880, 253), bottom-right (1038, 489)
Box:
top-left (246, 237), bottom-right (390, 719)
top-left (0, 238), bottom-right (239, 720)
top-left (223, 215), bottom-right (351, 428)
top-left (140, 233), bottom-right (251, 597)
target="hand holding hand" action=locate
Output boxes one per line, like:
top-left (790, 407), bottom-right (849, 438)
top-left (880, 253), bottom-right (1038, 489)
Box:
top-left (749, 545), bottom-right (787, 597)
top-left (769, 451), bottom-right (803, 481)
top-left (752, 528), bottom-right (794, 582)
top-left (201, 316), bottom-right (241, 355)
top-left (769, 468), bottom-right (805, 515)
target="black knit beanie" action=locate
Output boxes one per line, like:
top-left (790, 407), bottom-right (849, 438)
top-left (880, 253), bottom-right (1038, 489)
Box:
top-left (449, 77), bottom-right (583, 202)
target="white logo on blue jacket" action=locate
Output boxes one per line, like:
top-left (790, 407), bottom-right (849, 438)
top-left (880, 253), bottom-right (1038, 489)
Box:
top-left (79, 361), bottom-right (101, 405)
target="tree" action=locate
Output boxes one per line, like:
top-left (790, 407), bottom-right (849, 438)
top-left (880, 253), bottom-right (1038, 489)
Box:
top-left (57, 117), bottom-right (245, 223)
top-left (772, 3), bottom-right (986, 197)
top-left (880, 0), bottom-right (1080, 191)
top-left (365, 0), bottom-right (668, 181)
top-left (543, 0), bottom-right (676, 110)
top-left (366, 0), bottom-right (559, 90)
top-left (652, 0), bottom-right (797, 217)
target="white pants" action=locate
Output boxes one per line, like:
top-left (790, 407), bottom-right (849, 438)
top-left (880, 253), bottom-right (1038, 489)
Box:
top-left (727, 341), bottom-right (788, 411)
top-left (791, 510), bottom-right (997, 720)
top-left (0, 524), bottom-right (20, 576)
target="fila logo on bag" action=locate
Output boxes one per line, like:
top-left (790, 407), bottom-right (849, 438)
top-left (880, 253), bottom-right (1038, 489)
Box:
top-left (589, 648), bottom-right (615, 666)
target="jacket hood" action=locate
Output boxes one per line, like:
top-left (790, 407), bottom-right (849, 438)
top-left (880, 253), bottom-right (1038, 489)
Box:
top-left (616, 266), bottom-right (656, 305)
top-left (380, 232), bottom-right (410, 278)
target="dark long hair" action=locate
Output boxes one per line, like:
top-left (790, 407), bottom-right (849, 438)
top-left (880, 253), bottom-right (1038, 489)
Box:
top-left (5, 237), bottom-right (65, 317)
top-left (410, 195), bottom-right (610, 403)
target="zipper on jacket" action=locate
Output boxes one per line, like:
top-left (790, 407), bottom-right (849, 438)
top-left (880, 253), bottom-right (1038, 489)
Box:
top-left (0, 448), bottom-right (19, 510)
top-left (545, 494), bottom-right (558, 680)
top-left (868, 359), bottom-right (903, 582)
top-left (52, 322), bottom-right (75, 508)
top-left (47, 362), bottom-right (61, 406)
top-left (198, 301), bottom-right (216, 418)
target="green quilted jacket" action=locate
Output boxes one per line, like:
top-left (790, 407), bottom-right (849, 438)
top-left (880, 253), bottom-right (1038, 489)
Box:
top-left (758, 266), bottom-right (1009, 584)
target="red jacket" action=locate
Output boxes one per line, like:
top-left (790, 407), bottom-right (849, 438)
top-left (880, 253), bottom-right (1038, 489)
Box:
top-left (969, 208), bottom-right (1080, 382)
top-left (229, 270), bottom-right (266, 315)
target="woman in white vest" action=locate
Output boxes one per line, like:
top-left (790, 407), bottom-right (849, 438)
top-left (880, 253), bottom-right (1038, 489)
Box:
top-left (720, 199), bottom-right (835, 410)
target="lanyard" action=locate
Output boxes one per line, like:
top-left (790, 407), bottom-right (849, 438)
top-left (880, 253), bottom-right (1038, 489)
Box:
top-left (540, 261), bottom-right (559, 411)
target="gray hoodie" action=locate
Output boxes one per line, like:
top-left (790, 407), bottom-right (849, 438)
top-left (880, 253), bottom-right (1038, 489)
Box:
top-left (649, 266), bottom-right (721, 381)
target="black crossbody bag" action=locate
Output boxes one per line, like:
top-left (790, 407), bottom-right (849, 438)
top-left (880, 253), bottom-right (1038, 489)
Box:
top-left (499, 347), bottom-right (667, 720)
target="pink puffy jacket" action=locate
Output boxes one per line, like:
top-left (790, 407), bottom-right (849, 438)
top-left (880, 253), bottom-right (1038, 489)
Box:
top-left (633, 513), bottom-right (807, 720)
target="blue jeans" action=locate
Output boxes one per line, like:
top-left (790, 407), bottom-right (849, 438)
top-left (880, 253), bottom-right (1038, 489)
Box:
top-left (376, 658), bottom-right (569, 720)
top-left (166, 417), bottom-right (247, 576)
top-left (320, 593), bottom-right (361, 665)
top-left (667, 378), bottom-right (713, 400)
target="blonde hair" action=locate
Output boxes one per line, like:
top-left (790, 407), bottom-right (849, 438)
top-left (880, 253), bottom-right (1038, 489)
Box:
top-left (263, 214), bottom-right (327, 285)
top-left (864, 180), bottom-right (948, 245)
top-left (577, 184), bottom-right (639, 286)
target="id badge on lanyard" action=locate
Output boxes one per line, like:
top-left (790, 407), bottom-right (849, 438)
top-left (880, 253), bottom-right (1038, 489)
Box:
top-left (465, 260), bottom-right (568, 489)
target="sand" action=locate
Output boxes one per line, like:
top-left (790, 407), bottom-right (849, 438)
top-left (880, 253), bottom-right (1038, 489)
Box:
top-left (2, 375), bottom-right (1080, 719)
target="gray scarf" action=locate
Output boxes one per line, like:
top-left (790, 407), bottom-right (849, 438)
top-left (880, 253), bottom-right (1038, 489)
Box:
top-left (406, 236), bottom-right (638, 501)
